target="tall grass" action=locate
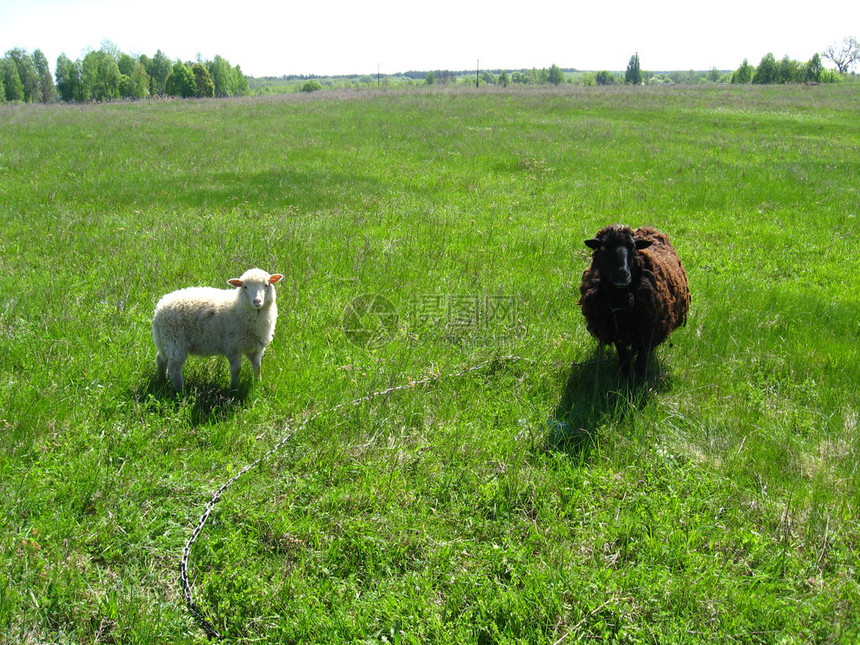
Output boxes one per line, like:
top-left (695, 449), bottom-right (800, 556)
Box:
top-left (1, 83), bottom-right (858, 643)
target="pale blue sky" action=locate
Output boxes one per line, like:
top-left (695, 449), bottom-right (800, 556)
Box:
top-left (1, 0), bottom-right (857, 77)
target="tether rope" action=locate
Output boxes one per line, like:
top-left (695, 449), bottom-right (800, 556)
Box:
top-left (179, 354), bottom-right (607, 639)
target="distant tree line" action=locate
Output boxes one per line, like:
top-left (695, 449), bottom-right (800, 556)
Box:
top-left (728, 38), bottom-right (858, 85)
top-left (730, 51), bottom-right (842, 84)
top-left (420, 65), bottom-right (567, 87)
top-left (242, 38), bottom-right (859, 95)
top-left (1, 43), bottom-right (249, 103)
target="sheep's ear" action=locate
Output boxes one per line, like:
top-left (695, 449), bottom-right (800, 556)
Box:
top-left (269, 274), bottom-right (284, 284)
top-left (634, 239), bottom-right (653, 250)
top-left (584, 238), bottom-right (600, 249)
top-left (227, 278), bottom-right (243, 287)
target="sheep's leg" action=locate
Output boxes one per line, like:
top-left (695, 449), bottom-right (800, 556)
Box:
top-left (635, 332), bottom-right (658, 379)
top-left (246, 350), bottom-right (263, 382)
top-left (227, 354), bottom-right (243, 389)
top-left (156, 352), bottom-right (168, 381)
top-left (634, 348), bottom-right (650, 379)
top-left (615, 342), bottom-right (632, 375)
top-left (167, 357), bottom-right (186, 391)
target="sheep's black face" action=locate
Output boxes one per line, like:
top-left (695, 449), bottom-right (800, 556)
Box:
top-left (598, 241), bottom-right (636, 288)
top-left (585, 227), bottom-right (652, 289)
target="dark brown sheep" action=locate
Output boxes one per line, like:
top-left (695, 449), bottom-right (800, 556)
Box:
top-left (578, 224), bottom-right (690, 377)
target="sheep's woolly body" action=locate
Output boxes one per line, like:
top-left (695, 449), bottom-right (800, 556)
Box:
top-left (152, 268), bottom-right (282, 391)
top-left (578, 225), bottom-right (689, 376)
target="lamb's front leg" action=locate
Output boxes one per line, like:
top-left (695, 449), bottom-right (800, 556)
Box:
top-left (246, 350), bottom-right (264, 382)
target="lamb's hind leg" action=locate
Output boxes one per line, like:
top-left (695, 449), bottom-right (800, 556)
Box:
top-left (167, 356), bottom-right (186, 391)
top-left (227, 354), bottom-right (243, 389)
top-left (156, 352), bottom-right (168, 381)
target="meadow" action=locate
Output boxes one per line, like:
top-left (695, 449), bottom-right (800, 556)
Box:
top-left (1, 83), bottom-right (858, 643)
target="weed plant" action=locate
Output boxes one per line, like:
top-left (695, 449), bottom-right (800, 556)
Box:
top-left (1, 84), bottom-right (858, 643)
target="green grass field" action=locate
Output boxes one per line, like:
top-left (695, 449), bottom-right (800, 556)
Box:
top-left (1, 83), bottom-right (859, 644)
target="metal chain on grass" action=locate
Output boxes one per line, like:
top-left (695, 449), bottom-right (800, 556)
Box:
top-left (179, 354), bottom-right (608, 639)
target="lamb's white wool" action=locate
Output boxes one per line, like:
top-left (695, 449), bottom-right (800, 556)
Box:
top-left (152, 268), bottom-right (284, 391)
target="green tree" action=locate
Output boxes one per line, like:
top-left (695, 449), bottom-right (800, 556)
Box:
top-left (731, 58), bottom-right (754, 84)
top-left (126, 62), bottom-right (150, 99)
top-left (0, 72), bottom-right (4, 103)
top-left (804, 53), bottom-right (824, 82)
top-left (497, 70), bottom-right (509, 87)
top-left (752, 52), bottom-right (778, 84)
top-left (32, 49), bottom-right (55, 102)
top-left (818, 68), bottom-right (843, 83)
top-left (232, 65), bottom-right (249, 96)
top-left (595, 70), bottom-right (616, 85)
top-left (165, 61), bottom-right (196, 97)
top-left (82, 49), bottom-right (122, 100)
top-left (192, 63), bottom-right (215, 97)
top-left (647, 74), bottom-right (673, 85)
top-left (207, 55), bottom-right (234, 97)
top-left (548, 63), bottom-right (564, 85)
top-left (55, 54), bottom-right (83, 101)
top-left (300, 79), bottom-right (322, 92)
top-left (3, 56), bottom-right (24, 101)
top-left (5, 48), bottom-right (39, 101)
top-left (117, 53), bottom-right (136, 77)
top-left (777, 55), bottom-right (800, 83)
top-left (625, 53), bottom-right (642, 85)
top-left (147, 49), bottom-right (172, 96)
top-left (528, 67), bottom-right (549, 83)
top-left (118, 73), bottom-right (131, 98)
top-left (668, 70), bottom-right (697, 84)
top-left (425, 70), bottom-right (435, 85)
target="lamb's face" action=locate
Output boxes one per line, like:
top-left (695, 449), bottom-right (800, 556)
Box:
top-left (243, 279), bottom-right (272, 309)
top-left (228, 270), bottom-right (284, 309)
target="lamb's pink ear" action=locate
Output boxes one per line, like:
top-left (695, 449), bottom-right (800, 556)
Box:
top-left (269, 274), bottom-right (284, 284)
top-left (634, 239), bottom-right (653, 250)
top-left (585, 238), bottom-right (600, 249)
top-left (227, 278), bottom-right (243, 287)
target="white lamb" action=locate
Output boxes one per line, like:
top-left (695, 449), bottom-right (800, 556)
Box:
top-left (152, 268), bottom-right (284, 391)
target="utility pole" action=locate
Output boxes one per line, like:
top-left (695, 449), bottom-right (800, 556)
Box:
top-left (476, 59), bottom-right (480, 88)
top-left (377, 63), bottom-right (380, 88)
